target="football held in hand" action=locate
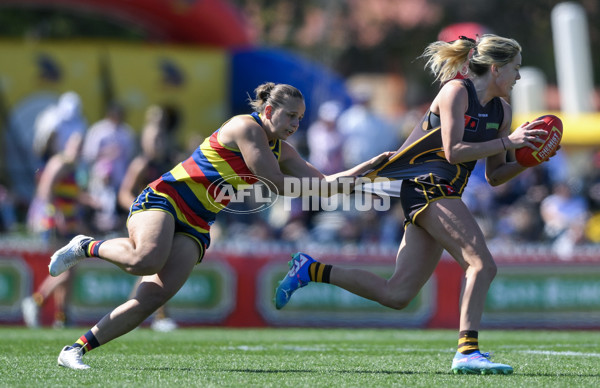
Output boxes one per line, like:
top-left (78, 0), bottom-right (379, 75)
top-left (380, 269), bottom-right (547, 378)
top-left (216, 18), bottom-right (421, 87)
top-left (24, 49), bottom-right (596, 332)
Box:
top-left (515, 114), bottom-right (563, 167)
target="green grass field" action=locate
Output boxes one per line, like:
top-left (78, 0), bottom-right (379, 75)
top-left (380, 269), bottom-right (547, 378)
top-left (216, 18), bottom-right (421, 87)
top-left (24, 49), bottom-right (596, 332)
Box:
top-left (1, 327), bottom-right (599, 387)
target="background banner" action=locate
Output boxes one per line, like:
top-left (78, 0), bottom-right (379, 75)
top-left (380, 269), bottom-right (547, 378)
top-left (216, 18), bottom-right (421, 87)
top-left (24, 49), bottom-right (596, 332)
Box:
top-left (0, 41), bottom-right (103, 199)
top-left (105, 44), bottom-right (228, 146)
top-left (4, 242), bottom-right (598, 329)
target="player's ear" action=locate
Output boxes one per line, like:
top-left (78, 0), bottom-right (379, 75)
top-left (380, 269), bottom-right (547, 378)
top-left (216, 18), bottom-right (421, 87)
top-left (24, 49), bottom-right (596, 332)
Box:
top-left (265, 105), bottom-right (273, 119)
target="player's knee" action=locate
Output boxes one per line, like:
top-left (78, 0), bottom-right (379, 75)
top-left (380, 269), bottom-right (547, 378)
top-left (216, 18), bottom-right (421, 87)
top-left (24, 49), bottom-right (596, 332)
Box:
top-left (126, 254), bottom-right (165, 276)
top-left (129, 263), bottom-right (162, 276)
top-left (148, 292), bottom-right (171, 310)
top-left (138, 292), bottom-right (170, 314)
top-left (489, 262), bottom-right (498, 279)
top-left (480, 260), bottom-right (497, 279)
top-left (381, 291), bottom-right (413, 310)
top-left (469, 260), bottom-right (497, 281)
top-left (385, 297), bottom-right (411, 310)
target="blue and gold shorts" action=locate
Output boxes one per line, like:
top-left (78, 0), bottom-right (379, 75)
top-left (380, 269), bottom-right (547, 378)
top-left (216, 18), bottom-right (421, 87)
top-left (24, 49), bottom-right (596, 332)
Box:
top-left (129, 186), bottom-right (208, 262)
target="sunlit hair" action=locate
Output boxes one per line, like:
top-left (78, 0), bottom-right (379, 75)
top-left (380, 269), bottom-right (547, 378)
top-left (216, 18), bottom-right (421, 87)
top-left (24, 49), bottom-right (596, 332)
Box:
top-left (420, 34), bottom-right (522, 84)
top-left (248, 82), bottom-right (304, 112)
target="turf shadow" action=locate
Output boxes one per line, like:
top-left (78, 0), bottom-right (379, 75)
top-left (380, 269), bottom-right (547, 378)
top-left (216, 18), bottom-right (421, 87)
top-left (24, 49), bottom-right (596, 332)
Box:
top-left (221, 368), bottom-right (448, 375)
top-left (131, 367), bottom-right (600, 378)
top-left (517, 372), bottom-right (600, 378)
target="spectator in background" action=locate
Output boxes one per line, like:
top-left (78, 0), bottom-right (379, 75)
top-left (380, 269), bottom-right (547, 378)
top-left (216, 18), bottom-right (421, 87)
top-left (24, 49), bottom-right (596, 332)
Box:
top-left (487, 163), bottom-right (552, 244)
top-left (493, 198), bottom-right (544, 243)
top-left (288, 100), bottom-right (347, 235)
top-left (82, 103), bottom-right (136, 234)
top-left (337, 84), bottom-right (398, 169)
top-left (33, 91), bottom-right (87, 165)
top-left (118, 105), bottom-right (179, 332)
top-left (462, 160), bottom-right (496, 217)
top-left (306, 100), bottom-right (345, 175)
top-left (583, 150), bottom-right (600, 243)
top-left (0, 183), bottom-right (17, 233)
top-left (540, 180), bottom-right (589, 257)
top-left (23, 132), bottom-right (91, 328)
top-left (117, 106), bottom-right (176, 210)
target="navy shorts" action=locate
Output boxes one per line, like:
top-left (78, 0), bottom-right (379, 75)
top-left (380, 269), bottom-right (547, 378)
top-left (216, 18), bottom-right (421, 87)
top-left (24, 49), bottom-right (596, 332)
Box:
top-left (128, 186), bottom-right (208, 262)
top-left (400, 174), bottom-right (462, 225)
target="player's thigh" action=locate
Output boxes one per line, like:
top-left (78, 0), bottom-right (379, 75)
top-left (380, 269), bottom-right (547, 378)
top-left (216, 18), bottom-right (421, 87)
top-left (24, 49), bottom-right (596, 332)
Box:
top-left (135, 233), bottom-right (201, 301)
top-left (127, 210), bottom-right (176, 261)
top-left (387, 224), bottom-right (444, 295)
top-left (416, 198), bottom-right (493, 269)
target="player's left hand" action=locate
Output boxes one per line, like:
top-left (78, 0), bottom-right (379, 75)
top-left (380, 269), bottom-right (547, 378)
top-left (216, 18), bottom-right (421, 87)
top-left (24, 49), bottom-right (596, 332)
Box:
top-left (367, 151), bottom-right (394, 167)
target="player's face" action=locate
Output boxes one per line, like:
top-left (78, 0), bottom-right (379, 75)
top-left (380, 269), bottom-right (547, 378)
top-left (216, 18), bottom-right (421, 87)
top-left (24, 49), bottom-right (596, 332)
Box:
top-left (495, 53), bottom-right (522, 98)
top-left (267, 97), bottom-right (305, 140)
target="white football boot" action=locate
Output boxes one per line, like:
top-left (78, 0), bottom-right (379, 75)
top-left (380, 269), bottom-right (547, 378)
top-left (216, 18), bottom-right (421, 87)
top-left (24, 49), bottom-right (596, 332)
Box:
top-left (48, 235), bottom-right (92, 276)
top-left (57, 346), bottom-right (90, 370)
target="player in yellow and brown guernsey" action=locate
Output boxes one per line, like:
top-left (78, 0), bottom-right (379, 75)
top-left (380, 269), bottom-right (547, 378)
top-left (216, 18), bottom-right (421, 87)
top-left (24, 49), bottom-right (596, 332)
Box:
top-left (275, 35), bottom-right (557, 375)
top-left (357, 75), bottom-right (508, 219)
top-left (47, 82), bottom-right (392, 370)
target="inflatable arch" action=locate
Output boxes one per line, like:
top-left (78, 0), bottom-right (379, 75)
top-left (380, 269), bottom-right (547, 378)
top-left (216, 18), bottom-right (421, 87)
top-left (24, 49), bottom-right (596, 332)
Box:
top-left (0, 0), bottom-right (253, 46)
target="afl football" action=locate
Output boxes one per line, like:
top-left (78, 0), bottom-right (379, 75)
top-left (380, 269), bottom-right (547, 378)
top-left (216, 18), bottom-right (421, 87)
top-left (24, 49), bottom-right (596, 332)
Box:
top-left (515, 114), bottom-right (563, 167)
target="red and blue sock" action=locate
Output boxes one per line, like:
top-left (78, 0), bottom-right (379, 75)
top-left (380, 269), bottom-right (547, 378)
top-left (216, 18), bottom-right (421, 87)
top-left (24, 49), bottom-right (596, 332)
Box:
top-left (71, 330), bottom-right (100, 354)
top-left (83, 240), bottom-right (105, 258)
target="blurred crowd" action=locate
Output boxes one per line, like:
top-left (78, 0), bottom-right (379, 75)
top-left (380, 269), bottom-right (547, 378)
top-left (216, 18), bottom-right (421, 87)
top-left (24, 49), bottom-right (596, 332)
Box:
top-left (1, 89), bottom-right (600, 259)
top-left (1, 87), bottom-right (600, 328)
top-left (2, 92), bottom-right (183, 330)
top-left (215, 88), bottom-right (600, 259)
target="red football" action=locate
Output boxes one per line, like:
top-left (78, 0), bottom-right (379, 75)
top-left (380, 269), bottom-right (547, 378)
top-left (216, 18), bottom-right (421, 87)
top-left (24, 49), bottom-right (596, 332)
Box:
top-left (515, 114), bottom-right (563, 167)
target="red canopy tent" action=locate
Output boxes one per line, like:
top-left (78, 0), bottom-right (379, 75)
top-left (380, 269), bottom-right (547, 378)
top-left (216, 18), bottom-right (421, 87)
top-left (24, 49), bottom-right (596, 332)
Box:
top-left (0, 0), bottom-right (253, 46)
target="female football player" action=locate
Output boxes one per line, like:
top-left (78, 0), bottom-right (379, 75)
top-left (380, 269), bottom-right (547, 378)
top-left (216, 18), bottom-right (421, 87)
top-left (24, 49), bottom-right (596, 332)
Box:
top-left (49, 82), bottom-right (391, 369)
top-left (275, 35), bottom-right (552, 375)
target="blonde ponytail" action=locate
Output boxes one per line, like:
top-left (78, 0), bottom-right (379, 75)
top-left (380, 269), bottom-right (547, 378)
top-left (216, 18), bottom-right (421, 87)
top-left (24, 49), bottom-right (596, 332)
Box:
top-left (421, 34), bottom-right (522, 84)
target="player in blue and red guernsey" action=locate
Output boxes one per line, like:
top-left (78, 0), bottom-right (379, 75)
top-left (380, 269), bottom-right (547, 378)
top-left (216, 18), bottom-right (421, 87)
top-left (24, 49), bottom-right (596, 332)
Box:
top-left (48, 82), bottom-right (391, 370)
